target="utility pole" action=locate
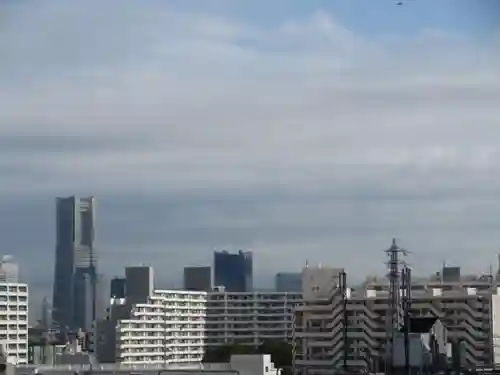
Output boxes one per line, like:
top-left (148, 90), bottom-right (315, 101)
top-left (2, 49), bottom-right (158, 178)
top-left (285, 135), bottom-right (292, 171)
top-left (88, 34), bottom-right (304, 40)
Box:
top-left (384, 238), bottom-right (409, 374)
top-left (401, 266), bottom-right (412, 375)
top-left (339, 270), bottom-right (348, 370)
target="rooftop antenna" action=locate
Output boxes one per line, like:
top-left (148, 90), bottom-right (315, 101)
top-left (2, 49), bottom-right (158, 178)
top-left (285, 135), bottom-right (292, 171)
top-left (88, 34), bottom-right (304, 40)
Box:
top-left (384, 238), bottom-right (409, 374)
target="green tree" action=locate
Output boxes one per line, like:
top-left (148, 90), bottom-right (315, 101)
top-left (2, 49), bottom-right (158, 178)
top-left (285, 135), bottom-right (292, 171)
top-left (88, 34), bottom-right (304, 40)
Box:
top-left (202, 344), bottom-right (257, 363)
top-left (202, 345), bottom-right (232, 363)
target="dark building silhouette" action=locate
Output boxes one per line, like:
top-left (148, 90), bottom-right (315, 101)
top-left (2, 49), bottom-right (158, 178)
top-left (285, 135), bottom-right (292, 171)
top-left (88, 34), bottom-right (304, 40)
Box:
top-left (275, 272), bottom-right (302, 292)
top-left (183, 266), bottom-right (212, 291)
top-left (110, 277), bottom-right (126, 299)
top-left (125, 266), bottom-right (154, 305)
top-left (52, 196), bottom-right (97, 332)
top-left (213, 250), bottom-right (253, 292)
top-left (442, 266), bottom-right (461, 282)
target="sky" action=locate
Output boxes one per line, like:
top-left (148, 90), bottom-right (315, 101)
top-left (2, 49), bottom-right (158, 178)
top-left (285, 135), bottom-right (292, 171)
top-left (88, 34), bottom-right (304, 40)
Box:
top-left (1, 0), bottom-right (500, 312)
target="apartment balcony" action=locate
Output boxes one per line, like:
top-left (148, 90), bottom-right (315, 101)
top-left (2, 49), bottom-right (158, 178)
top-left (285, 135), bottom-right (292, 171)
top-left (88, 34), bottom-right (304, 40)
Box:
top-left (119, 333), bottom-right (164, 339)
top-left (294, 359), bottom-right (334, 367)
top-left (119, 326), bottom-right (166, 332)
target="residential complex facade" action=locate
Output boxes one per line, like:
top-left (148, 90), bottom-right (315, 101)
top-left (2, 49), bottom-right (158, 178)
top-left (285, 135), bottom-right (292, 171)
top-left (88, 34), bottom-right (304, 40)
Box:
top-left (293, 273), bottom-right (498, 375)
top-left (0, 282), bottom-right (29, 364)
top-left (116, 290), bottom-right (207, 365)
top-left (105, 263), bottom-right (500, 370)
top-left (115, 290), bottom-right (301, 365)
top-left (205, 291), bottom-right (302, 347)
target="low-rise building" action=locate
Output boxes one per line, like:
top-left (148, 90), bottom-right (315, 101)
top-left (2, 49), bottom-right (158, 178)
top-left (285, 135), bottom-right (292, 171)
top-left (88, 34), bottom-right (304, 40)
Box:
top-left (14, 353), bottom-right (280, 375)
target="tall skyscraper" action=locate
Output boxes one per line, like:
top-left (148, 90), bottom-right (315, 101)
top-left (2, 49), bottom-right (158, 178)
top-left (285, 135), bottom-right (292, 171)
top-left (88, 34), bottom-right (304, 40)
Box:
top-left (183, 266), bottom-right (212, 291)
top-left (52, 196), bottom-right (97, 332)
top-left (213, 250), bottom-right (253, 292)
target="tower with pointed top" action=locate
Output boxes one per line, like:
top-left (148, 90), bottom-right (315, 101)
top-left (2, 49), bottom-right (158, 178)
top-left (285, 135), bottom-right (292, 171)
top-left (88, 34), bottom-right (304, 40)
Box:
top-left (52, 196), bottom-right (97, 332)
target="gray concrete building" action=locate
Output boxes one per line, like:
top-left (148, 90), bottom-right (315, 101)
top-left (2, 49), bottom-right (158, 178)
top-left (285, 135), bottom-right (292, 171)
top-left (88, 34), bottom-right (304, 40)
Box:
top-left (294, 270), bottom-right (497, 374)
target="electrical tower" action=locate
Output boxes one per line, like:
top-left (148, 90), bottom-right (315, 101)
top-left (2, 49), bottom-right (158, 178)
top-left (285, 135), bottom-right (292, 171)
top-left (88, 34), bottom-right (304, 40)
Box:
top-left (384, 238), bottom-right (409, 373)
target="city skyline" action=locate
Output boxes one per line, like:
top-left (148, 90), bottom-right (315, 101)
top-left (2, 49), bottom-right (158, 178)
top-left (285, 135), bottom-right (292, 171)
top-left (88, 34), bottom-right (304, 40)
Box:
top-left (1, 0), bottom-right (500, 308)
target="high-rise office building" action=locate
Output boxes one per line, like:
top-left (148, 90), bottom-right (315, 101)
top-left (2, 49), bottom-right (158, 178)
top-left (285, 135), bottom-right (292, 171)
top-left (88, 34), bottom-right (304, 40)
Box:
top-left (275, 272), bottom-right (302, 292)
top-left (52, 196), bottom-right (97, 332)
top-left (184, 266), bottom-right (212, 291)
top-left (125, 266), bottom-right (154, 305)
top-left (110, 277), bottom-right (127, 299)
top-left (213, 250), bottom-right (253, 292)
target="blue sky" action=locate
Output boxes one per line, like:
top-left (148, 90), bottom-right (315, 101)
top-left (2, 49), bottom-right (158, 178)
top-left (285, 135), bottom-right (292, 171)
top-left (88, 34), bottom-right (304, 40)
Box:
top-left (167, 0), bottom-right (500, 39)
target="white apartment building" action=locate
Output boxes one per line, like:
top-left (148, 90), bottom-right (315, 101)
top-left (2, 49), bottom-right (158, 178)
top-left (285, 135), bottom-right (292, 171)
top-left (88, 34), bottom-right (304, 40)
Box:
top-left (116, 290), bottom-right (207, 365)
top-left (0, 282), bottom-right (29, 365)
top-left (116, 289), bottom-right (302, 365)
top-left (206, 291), bottom-right (302, 347)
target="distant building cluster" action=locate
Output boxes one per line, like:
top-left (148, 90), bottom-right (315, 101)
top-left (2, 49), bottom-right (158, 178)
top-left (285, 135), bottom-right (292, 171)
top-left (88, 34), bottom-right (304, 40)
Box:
top-left (11, 196), bottom-right (500, 374)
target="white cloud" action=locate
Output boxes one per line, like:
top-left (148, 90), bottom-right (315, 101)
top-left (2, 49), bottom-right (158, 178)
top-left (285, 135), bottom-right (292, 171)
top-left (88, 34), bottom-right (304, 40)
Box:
top-left (1, 1), bottom-right (500, 285)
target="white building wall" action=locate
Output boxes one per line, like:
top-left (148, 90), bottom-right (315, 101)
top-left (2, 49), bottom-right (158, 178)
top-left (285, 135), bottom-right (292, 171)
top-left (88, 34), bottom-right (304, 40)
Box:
top-left (492, 288), bottom-right (500, 364)
top-left (0, 282), bottom-right (29, 364)
top-left (117, 290), bottom-right (207, 365)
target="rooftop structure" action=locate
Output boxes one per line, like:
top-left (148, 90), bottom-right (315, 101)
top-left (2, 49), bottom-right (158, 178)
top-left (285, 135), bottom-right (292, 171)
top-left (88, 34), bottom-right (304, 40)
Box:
top-left (14, 353), bottom-right (280, 375)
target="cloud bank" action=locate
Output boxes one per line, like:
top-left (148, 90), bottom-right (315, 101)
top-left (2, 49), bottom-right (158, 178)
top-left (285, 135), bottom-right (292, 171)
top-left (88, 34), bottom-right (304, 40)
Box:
top-left (1, 1), bottom-right (500, 307)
